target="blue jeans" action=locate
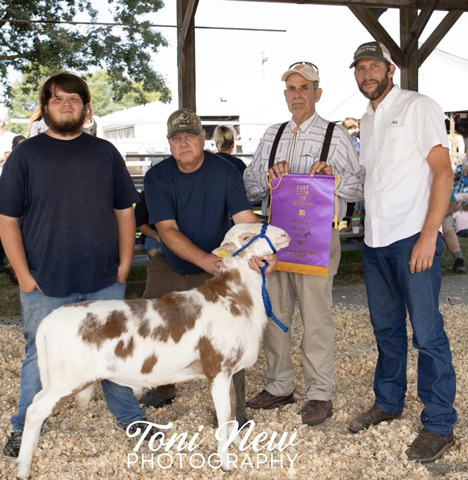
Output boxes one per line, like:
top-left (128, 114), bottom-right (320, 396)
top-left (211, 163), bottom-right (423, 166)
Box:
top-left (363, 233), bottom-right (457, 436)
top-left (11, 282), bottom-right (145, 431)
top-left (144, 236), bottom-right (160, 254)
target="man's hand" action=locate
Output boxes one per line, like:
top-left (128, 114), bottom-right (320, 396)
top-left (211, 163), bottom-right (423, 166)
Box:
top-left (268, 161), bottom-right (289, 179)
top-left (116, 265), bottom-right (131, 284)
top-left (248, 253), bottom-right (277, 275)
top-left (201, 253), bottom-right (225, 275)
top-left (309, 160), bottom-right (333, 176)
top-left (18, 272), bottom-right (40, 294)
top-left (409, 235), bottom-right (436, 274)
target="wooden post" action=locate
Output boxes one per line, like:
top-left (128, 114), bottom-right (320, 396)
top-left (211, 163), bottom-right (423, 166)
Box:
top-left (400, 7), bottom-right (418, 91)
top-left (177, 0), bottom-right (198, 111)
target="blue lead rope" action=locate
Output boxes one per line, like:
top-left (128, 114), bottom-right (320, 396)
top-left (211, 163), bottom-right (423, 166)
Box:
top-left (232, 223), bottom-right (288, 333)
top-left (259, 263), bottom-right (288, 333)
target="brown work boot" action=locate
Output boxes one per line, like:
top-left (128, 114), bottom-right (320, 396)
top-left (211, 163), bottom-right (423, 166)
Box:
top-left (246, 390), bottom-right (294, 410)
top-left (349, 405), bottom-right (401, 433)
top-left (301, 400), bottom-right (333, 426)
top-left (406, 430), bottom-right (454, 463)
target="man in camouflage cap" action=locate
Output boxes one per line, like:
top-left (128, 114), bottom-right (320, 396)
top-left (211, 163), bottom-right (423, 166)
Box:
top-left (141, 108), bottom-right (276, 424)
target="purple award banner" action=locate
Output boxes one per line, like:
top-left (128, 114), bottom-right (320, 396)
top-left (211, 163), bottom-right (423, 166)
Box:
top-left (269, 174), bottom-right (337, 277)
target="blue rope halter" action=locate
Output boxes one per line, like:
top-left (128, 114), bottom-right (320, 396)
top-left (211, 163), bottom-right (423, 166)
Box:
top-left (232, 223), bottom-right (288, 333)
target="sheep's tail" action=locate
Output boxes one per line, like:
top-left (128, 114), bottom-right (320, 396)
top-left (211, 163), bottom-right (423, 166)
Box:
top-left (36, 325), bottom-right (50, 393)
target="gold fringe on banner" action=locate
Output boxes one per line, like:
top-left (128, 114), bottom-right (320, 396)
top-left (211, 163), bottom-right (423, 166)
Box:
top-left (275, 261), bottom-right (329, 278)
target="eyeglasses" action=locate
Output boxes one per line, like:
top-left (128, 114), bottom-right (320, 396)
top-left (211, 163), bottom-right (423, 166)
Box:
top-left (288, 61), bottom-right (319, 75)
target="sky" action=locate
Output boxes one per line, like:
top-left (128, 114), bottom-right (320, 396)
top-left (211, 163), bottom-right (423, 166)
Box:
top-left (139, 0), bottom-right (468, 126)
top-left (2, 1), bottom-right (467, 132)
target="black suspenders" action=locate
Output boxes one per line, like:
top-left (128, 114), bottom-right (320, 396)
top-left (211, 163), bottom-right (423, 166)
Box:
top-left (268, 121), bottom-right (336, 168)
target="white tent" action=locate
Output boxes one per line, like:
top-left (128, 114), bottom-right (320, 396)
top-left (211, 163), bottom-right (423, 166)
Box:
top-left (103, 47), bottom-right (468, 155)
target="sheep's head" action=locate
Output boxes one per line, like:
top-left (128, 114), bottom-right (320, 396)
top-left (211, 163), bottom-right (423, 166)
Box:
top-left (213, 223), bottom-right (290, 259)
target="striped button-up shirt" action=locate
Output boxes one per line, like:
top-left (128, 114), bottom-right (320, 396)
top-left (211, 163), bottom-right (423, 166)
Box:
top-left (244, 112), bottom-right (365, 219)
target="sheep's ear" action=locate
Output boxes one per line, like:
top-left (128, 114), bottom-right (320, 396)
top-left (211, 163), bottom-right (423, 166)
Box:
top-left (213, 242), bottom-right (237, 258)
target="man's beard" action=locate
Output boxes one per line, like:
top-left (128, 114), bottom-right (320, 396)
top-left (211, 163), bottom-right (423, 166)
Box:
top-left (42, 106), bottom-right (87, 136)
top-left (359, 75), bottom-right (389, 101)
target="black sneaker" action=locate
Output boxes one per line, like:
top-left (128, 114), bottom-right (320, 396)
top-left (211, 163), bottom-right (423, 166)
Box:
top-left (3, 430), bottom-right (23, 458)
top-left (453, 258), bottom-right (466, 274)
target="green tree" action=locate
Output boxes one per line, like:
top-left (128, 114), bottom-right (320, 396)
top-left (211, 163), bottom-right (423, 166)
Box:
top-left (86, 70), bottom-right (161, 116)
top-left (7, 68), bottom-right (164, 135)
top-left (0, 0), bottom-right (171, 105)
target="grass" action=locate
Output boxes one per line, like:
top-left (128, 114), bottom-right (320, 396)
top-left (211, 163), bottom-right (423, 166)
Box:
top-left (1, 236), bottom-right (467, 318)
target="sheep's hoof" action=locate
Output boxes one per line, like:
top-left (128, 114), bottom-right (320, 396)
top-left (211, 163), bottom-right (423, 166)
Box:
top-left (221, 462), bottom-right (234, 472)
top-left (16, 466), bottom-right (30, 479)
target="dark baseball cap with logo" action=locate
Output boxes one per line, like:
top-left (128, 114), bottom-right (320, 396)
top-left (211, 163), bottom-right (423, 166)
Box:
top-left (167, 108), bottom-right (203, 139)
top-left (349, 41), bottom-right (393, 68)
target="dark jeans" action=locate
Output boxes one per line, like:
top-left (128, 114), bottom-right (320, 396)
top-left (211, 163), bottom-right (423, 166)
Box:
top-left (363, 232), bottom-right (457, 436)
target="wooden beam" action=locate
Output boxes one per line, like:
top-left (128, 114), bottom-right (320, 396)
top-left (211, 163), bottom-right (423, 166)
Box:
top-left (400, 7), bottom-right (418, 91)
top-left (177, 0), bottom-right (198, 111)
top-left (177, 0), bottom-right (199, 58)
top-left (236, 0), bottom-right (468, 11)
top-left (418, 9), bottom-right (464, 66)
top-left (348, 4), bottom-right (405, 67)
top-left (401, 0), bottom-right (437, 55)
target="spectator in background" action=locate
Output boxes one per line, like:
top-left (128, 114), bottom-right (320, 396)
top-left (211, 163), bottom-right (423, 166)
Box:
top-left (448, 130), bottom-right (465, 168)
top-left (453, 200), bottom-right (468, 238)
top-left (28, 105), bottom-right (48, 137)
top-left (134, 190), bottom-right (161, 258)
top-left (213, 125), bottom-right (246, 175)
top-left (82, 106), bottom-right (105, 138)
top-left (0, 135), bottom-right (25, 275)
top-left (341, 117), bottom-right (360, 156)
top-left (0, 116), bottom-right (17, 163)
top-left (442, 192), bottom-right (466, 274)
top-left (453, 152), bottom-right (468, 195)
top-left (342, 117), bottom-right (361, 229)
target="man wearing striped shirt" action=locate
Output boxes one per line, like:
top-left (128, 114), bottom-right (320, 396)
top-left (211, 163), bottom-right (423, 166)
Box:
top-left (244, 62), bottom-right (364, 426)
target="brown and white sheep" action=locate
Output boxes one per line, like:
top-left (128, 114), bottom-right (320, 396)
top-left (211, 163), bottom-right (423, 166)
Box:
top-left (16, 222), bottom-right (290, 478)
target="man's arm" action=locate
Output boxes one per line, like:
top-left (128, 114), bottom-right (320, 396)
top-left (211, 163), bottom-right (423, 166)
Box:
top-left (409, 145), bottom-right (453, 273)
top-left (156, 219), bottom-right (224, 275)
top-left (114, 207), bottom-right (136, 283)
top-left (0, 214), bottom-right (38, 292)
top-left (137, 223), bottom-right (161, 242)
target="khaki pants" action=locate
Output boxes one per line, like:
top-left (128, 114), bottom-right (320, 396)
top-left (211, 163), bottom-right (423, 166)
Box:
top-left (263, 229), bottom-right (341, 401)
top-left (143, 253), bottom-right (246, 417)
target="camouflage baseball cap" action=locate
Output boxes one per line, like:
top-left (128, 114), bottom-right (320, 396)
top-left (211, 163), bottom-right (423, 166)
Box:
top-left (167, 108), bottom-right (203, 139)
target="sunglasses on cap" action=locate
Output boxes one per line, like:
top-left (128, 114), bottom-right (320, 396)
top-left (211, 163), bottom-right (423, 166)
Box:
top-left (288, 61), bottom-right (319, 76)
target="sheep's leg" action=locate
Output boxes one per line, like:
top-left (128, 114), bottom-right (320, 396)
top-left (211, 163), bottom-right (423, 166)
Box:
top-left (75, 384), bottom-right (94, 408)
top-left (211, 376), bottom-right (237, 471)
top-left (229, 378), bottom-right (241, 447)
top-left (16, 391), bottom-right (63, 479)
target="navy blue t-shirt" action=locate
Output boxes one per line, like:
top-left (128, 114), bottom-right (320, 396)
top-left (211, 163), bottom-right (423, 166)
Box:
top-left (144, 150), bottom-right (251, 274)
top-left (0, 133), bottom-right (139, 297)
